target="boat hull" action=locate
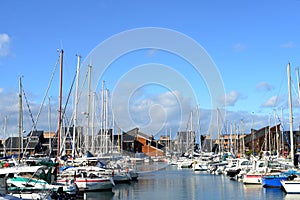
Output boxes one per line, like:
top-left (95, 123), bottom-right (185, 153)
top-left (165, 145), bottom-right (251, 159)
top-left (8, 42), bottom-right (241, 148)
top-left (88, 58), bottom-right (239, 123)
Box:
top-left (262, 175), bottom-right (288, 188)
top-left (281, 180), bottom-right (300, 194)
top-left (243, 174), bottom-right (262, 185)
top-left (57, 177), bottom-right (114, 192)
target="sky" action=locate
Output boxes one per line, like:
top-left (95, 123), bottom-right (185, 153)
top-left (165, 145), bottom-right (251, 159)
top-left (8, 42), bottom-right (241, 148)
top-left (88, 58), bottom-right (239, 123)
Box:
top-left (1, 1), bottom-right (300, 140)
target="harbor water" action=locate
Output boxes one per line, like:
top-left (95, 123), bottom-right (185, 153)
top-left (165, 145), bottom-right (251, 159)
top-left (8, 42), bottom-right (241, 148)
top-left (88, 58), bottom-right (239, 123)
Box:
top-left (83, 163), bottom-right (300, 200)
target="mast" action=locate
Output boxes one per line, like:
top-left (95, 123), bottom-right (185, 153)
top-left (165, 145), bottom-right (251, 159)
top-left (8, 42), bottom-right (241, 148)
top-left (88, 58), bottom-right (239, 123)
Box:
top-left (281, 107), bottom-right (284, 155)
top-left (118, 126), bottom-right (120, 154)
top-left (112, 112), bottom-right (114, 155)
top-left (268, 113), bottom-right (272, 153)
top-left (72, 54), bottom-right (81, 158)
top-left (251, 112), bottom-right (255, 155)
top-left (217, 109), bottom-right (220, 154)
top-left (169, 127), bottom-right (172, 155)
top-left (100, 81), bottom-right (105, 155)
top-left (48, 97), bottom-right (51, 156)
top-left (296, 68), bottom-right (300, 104)
top-left (105, 89), bottom-right (109, 154)
top-left (86, 65), bottom-right (92, 152)
top-left (18, 76), bottom-right (23, 161)
top-left (241, 119), bottom-right (245, 157)
top-left (91, 92), bottom-right (95, 154)
top-left (190, 111), bottom-right (193, 153)
top-left (196, 106), bottom-right (201, 152)
top-left (3, 116), bottom-right (7, 156)
top-left (57, 49), bottom-right (63, 158)
top-left (274, 109), bottom-right (279, 156)
top-left (287, 62), bottom-right (294, 163)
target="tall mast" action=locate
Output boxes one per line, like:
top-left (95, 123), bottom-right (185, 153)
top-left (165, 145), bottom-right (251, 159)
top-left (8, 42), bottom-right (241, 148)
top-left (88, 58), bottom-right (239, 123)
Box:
top-left (196, 106), bottom-right (201, 152)
top-left (287, 62), bottom-right (294, 163)
top-left (296, 68), bottom-right (300, 104)
top-left (241, 119), bottom-right (245, 157)
top-left (190, 111), bottom-right (193, 153)
top-left (274, 109), bottom-right (279, 156)
top-left (91, 92), bottom-right (95, 153)
top-left (3, 116), bottom-right (7, 156)
top-left (18, 76), bottom-right (23, 161)
top-left (100, 81), bottom-right (105, 155)
top-left (268, 113), bottom-right (271, 152)
top-left (281, 107), bottom-right (284, 155)
top-left (72, 54), bottom-right (80, 158)
top-left (105, 89), bottom-right (109, 154)
top-left (48, 97), bottom-right (52, 156)
top-left (217, 109), bottom-right (220, 154)
top-left (86, 65), bottom-right (92, 152)
top-left (57, 49), bottom-right (63, 158)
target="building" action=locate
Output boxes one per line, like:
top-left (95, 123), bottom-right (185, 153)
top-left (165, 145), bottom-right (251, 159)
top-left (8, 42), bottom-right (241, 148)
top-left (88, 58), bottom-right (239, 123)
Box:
top-left (0, 130), bottom-right (48, 157)
top-left (122, 128), bottom-right (164, 157)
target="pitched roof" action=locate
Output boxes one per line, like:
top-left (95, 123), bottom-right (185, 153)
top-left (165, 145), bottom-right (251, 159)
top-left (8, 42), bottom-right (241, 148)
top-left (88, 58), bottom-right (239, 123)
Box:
top-left (4, 137), bottom-right (39, 150)
top-left (124, 128), bottom-right (153, 140)
top-left (27, 130), bottom-right (44, 137)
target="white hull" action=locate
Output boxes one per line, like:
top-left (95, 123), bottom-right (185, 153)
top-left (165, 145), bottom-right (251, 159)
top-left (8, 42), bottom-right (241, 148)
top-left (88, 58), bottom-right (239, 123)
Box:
top-left (281, 180), bottom-right (300, 194)
top-left (242, 174), bottom-right (262, 185)
top-left (10, 193), bottom-right (52, 200)
top-left (192, 163), bottom-right (208, 171)
top-left (57, 177), bottom-right (114, 191)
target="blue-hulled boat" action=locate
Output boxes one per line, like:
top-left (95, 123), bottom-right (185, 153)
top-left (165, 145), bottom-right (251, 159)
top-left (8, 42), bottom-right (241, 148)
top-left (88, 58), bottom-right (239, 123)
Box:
top-left (262, 170), bottom-right (299, 188)
top-left (262, 174), bottom-right (288, 188)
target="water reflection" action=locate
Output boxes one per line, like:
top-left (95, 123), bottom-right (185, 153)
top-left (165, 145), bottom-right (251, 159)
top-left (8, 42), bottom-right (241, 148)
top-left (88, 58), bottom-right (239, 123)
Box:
top-left (82, 164), bottom-right (289, 200)
top-left (284, 194), bottom-right (300, 200)
top-left (84, 191), bottom-right (115, 200)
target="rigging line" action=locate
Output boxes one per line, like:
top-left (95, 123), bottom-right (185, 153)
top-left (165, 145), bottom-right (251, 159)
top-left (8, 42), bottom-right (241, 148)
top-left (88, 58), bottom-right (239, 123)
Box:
top-left (22, 89), bottom-right (36, 130)
top-left (60, 69), bottom-right (77, 128)
top-left (274, 65), bottom-right (287, 107)
top-left (216, 108), bottom-right (227, 135)
top-left (22, 55), bottom-right (60, 159)
top-left (275, 114), bottom-right (291, 149)
top-left (291, 79), bottom-right (299, 101)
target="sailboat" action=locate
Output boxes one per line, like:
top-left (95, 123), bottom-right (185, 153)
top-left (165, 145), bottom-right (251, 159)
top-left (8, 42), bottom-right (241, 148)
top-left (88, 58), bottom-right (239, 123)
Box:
top-left (0, 164), bottom-right (77, 197)
top-left (280, 62), bottom-right (300, 193)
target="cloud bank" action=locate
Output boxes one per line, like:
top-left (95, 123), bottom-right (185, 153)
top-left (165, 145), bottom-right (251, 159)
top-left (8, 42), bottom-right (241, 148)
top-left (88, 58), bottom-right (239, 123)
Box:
top-left (0, 33), bottom-right (10, 57)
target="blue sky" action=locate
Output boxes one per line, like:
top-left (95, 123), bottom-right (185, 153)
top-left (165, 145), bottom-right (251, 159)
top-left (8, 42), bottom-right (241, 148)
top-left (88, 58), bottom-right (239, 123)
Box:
top-left (1, 1), bottom-right (300, 139)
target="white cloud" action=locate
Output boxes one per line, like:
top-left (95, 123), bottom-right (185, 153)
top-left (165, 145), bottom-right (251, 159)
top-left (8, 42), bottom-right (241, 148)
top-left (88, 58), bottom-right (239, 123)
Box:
top-left (280, 41), bottom-right (295, 48)
top-left (220, 91), bottom-right (241, 106)
top-left (110, 84), bottom-right (193, 134)
top-left (262, 95), bottom-right (280, 107)
top-left (256, 82), bottom-right (274, 92)
top-left (233, 43), bottom-right (246, 51)
top-left (0, 33), bottom-right (11, 57)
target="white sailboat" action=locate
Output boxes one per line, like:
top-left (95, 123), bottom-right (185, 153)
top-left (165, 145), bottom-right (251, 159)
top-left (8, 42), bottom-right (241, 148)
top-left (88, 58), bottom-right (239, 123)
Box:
top-left (56, 165), bottom-right (115, 191)
top-left (280, 62), bottom-right (300, 194)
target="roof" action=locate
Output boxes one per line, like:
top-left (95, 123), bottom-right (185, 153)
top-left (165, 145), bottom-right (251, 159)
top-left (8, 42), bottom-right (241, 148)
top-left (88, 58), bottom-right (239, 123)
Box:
top-left (26, 130), bottom-right (44, 137)
top-left (244, 124), bottom-right (281, 143)
top-left (4, 137), bottom-right (38, 150)
top-left (124, 128), bottom-right (153, 140)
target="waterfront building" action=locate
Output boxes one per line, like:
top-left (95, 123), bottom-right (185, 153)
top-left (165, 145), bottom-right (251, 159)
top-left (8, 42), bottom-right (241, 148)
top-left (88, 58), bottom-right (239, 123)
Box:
top-left (122, 128), bottom-right (164, 157)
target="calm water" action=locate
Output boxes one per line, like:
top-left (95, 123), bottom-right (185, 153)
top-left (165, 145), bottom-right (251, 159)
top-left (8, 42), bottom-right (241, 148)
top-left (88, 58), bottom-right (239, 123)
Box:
top-left (84, 164), bottom-right (300, 200)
